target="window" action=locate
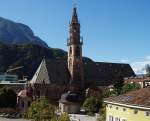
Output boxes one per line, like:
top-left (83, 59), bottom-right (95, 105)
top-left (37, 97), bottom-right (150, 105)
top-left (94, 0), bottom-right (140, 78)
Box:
top-left (28, 101), bottom-right (31, 107)
top-left (69, 59), bottom-right (72, 68)
top-left (37, 90), bottom-right (40, 98)
top-left (116, 107), bottom-right (119, 110)
top-left (145, 111), bottom-right (150, 116)
top-left (45, 90), bottom-right (48, 97)
top-left (21, 101), bottom-right (24, 107)
top-left (109, 105), bottom-right (112, 108)
top-left (122, 119), bottom-right (127, 121)
top-left (134, 110), bottom-right (138, 114)
top-left (75, 46), bottom-right (80, 56)
top-left (123, 108), bottom-right (126, 112)
top-left (69, 47), bottom-right (72, 54)
top-left (109, 115), bottom-right (113, 121)
top-left (115, 117), bottom-right (119, 121)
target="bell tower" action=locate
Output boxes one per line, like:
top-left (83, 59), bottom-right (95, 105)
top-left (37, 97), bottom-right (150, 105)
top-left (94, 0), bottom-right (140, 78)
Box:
top-left (67, 7), bottom-right (84, 90)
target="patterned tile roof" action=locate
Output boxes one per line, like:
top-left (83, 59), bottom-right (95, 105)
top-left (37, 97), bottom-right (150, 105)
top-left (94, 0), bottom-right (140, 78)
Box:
top-left (30, 59), bottom-right (135, 86)
top-left (104, 87), bottom-right (150, 108)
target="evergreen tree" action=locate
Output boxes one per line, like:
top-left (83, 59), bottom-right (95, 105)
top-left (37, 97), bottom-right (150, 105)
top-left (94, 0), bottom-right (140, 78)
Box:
top-left (114, 75), bottom-right (124, 95)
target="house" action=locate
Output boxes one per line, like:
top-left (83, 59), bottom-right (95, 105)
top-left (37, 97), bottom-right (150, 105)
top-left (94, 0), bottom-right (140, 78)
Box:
top-left (0, 74), bottom-right (18, 83)
top-left (104, 87), bottom-right (150, 121)
top-left (17, 85), bottom-right (33, 113)
top-left (124, 77), bottom-right (150, 88)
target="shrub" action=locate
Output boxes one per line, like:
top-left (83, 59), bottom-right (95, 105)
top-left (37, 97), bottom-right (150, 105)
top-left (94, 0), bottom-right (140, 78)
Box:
top-left (83, 96), bottom-right (102, 115)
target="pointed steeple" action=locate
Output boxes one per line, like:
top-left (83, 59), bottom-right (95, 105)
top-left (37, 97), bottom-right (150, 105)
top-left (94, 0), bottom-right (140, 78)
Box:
top-left (71, 7), bottom-right (79, 24)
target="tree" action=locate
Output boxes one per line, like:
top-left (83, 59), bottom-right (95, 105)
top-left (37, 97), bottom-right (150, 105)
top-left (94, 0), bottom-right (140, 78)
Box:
top-left (58, 112), bottom-right (70, 121)
top-left (114, 75), bottom-right (124, 95)
top-left (97, 107), bottom-right (106, 121)
top-left (83, 96), bottom-right (102, 115)
top-left (0, 87), bottom-right (17, 108)
top-left (123, 83), bottom-right (141, 93)
top-left (103, 90), bottom-right (115, 98)
top-left (146, 64), bottom-right (150, 77)
top-left (25, 97), bottom-right (58, 121)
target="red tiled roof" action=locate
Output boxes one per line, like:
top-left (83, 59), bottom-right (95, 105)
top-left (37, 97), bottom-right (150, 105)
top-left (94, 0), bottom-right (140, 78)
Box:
top-left (105, 87), bottom-right (150, 108)
top-left (125, 77), bottom-right (150, 83)
top-left (18, 89), bottom-right (32, 98)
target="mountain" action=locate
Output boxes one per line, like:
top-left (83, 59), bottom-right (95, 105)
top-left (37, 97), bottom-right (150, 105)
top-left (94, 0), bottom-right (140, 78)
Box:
top-left (0, 43), bottom-right (67, 79)
top-left (0, 43), bottom-right (93, 80)
top-left (0, 17), bottom-right (48, 47)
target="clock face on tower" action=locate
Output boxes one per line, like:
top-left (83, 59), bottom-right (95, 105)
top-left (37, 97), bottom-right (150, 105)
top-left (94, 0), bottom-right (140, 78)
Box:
top-left (73, 29), bottom-right (76, 32)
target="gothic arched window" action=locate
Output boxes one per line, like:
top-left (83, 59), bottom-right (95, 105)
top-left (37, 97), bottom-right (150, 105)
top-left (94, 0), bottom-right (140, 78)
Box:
top-left (69, 59), bottom-right (72, 68)
top-left (75, 46), bottom-right (80, 56)
top-left (69, 47), bottom-right (72, 54)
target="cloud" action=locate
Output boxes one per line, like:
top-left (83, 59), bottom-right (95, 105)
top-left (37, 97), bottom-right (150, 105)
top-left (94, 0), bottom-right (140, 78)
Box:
top-left (131, 56), bottom-right (150, 74)
top-left (120, 59), bottom-right (129, 63)
top-left (145, 56), bottom-right (150, 60)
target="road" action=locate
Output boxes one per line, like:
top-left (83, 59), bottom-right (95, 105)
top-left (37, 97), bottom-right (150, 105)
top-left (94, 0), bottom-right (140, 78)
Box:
top-left (0, 117), bottom-right (30, 121)
top-left (0, 114), bottom-right (98, 121)
top-left (69, 114), bottom-right (98, 121)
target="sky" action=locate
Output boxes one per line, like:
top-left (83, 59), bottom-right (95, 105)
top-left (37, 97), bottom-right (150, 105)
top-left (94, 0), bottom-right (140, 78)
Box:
top-left (0, 0), bottom-right (150, 74)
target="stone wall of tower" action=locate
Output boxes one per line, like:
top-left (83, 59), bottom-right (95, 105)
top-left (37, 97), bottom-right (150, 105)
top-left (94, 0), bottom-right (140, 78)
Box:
top-left (67, 7), bottom-right (84, 90)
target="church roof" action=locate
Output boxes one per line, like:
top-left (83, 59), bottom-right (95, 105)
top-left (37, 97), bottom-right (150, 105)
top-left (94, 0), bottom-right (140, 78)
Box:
top-left (30, 59), bottom-right (50, 84)
top-left (84, 61), bottom-right (135, 86)
top-left (30, 59), bottom-right (135, 86)
top-left (30, 59), bottom-right (70, 85)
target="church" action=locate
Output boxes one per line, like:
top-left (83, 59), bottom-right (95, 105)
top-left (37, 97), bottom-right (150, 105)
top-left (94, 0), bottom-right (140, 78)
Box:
top-left (27, 7), bottom-right (135, 104)
top-left (17, 7), bottom-right (136, 114)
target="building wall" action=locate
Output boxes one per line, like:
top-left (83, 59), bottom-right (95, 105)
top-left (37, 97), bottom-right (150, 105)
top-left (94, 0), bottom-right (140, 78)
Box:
top-left (106, 103), bottom-right (150, 121)
top-left (18, 97), bottom-right (32, 113)
top-left (59, 103), bottom-right (81, 114)
top-left (32, 84), bottom-right (68, 103)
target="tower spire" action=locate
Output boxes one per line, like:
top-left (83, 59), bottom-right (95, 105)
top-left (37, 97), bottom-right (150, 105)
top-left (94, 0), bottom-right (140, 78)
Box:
top-left (73, 2), bottom-right (77, 9)
top-left (71, 6), bottom-right (79, 24)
